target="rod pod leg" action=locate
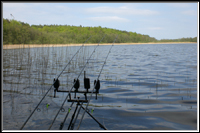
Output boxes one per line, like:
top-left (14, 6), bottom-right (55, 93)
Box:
top-left (54, 89), bottom-right (56, 98)
top-left (81, 106), bottom-right (107, 130)
top-left (84, 93), bottom-right (87, 100)
top-left (95, 93), bottom-right (97, 100)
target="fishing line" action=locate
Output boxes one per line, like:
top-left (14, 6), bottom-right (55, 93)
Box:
top-left (56, 36), bottom-right (92, 79)
top-left (76, 35), bottom-right (118, 130)
top-left (19, 36), bottom-right (92, 130)
top-left (36, 99), bottom-right (66, 112)
top-left (48, 34), bottom-right (106, 130)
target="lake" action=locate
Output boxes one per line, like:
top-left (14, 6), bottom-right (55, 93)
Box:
top-left (3, 43), bottom-right (197, 130)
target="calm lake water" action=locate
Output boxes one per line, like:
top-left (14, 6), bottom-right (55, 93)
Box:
top-left (3, 43), bottom-right (197, 130)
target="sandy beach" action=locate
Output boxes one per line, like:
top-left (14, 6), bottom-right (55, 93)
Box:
top-left (3, 42), bottom-right (196, 49)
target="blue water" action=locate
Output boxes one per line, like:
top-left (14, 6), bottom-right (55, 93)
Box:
top-left (3, 43), bottom-right (197, 130)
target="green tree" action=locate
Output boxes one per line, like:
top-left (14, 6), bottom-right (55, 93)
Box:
top-left (3, 18), bottom-right (197, 45)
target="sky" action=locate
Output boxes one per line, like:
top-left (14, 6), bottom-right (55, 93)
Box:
top-left (2, 2), bottom-right (198, 40)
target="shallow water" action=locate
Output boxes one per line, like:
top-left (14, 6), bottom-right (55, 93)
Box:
top-left (3, 43), bottom-right (197, 130)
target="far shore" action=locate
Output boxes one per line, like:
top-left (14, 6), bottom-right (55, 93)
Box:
top-left (3, 42), bottom-right (196, 49)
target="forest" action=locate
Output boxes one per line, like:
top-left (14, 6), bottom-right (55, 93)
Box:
top-left (3, 18), bottom-right (197, 45)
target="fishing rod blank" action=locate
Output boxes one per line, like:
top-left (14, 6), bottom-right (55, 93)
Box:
top-left (76, 35), bottom-right (118, 130)
top-left (19, 36), bottom-right (92, 130)
top-left (48, 34), bottom-right (106, 130)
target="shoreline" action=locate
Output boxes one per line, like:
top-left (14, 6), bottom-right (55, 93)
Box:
top-left (3, 42), bottom-right (196, 49)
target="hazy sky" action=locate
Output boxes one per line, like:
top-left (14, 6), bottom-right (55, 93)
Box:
top-left (3, 2), bottom-right (198, 40)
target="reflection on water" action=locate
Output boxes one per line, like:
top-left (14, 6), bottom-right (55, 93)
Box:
top-left (3, 43), bottom-right (197, 130)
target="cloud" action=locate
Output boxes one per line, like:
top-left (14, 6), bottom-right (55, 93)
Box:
top-left (181, 10), bottom-right (197, 15)
top-left (88, 16), bottom-right (130, 22)
top-left (85, 6), bottom-right (159, 16)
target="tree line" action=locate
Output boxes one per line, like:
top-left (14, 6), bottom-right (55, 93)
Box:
top-left (158, 37), bottom-right (197, 42)
top-left (3, 18), bottom-right (197, 45)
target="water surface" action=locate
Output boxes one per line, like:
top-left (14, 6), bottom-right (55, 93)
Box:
top-left (3, 43), bottom-right (197, 130)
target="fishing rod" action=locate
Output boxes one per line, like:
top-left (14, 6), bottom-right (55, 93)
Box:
top-left (19, 36), bottom-right (92, 130)
top-left (48, 34), bottom-right (106, 130)
top-left (76, 35), bottom-right (118, 130)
